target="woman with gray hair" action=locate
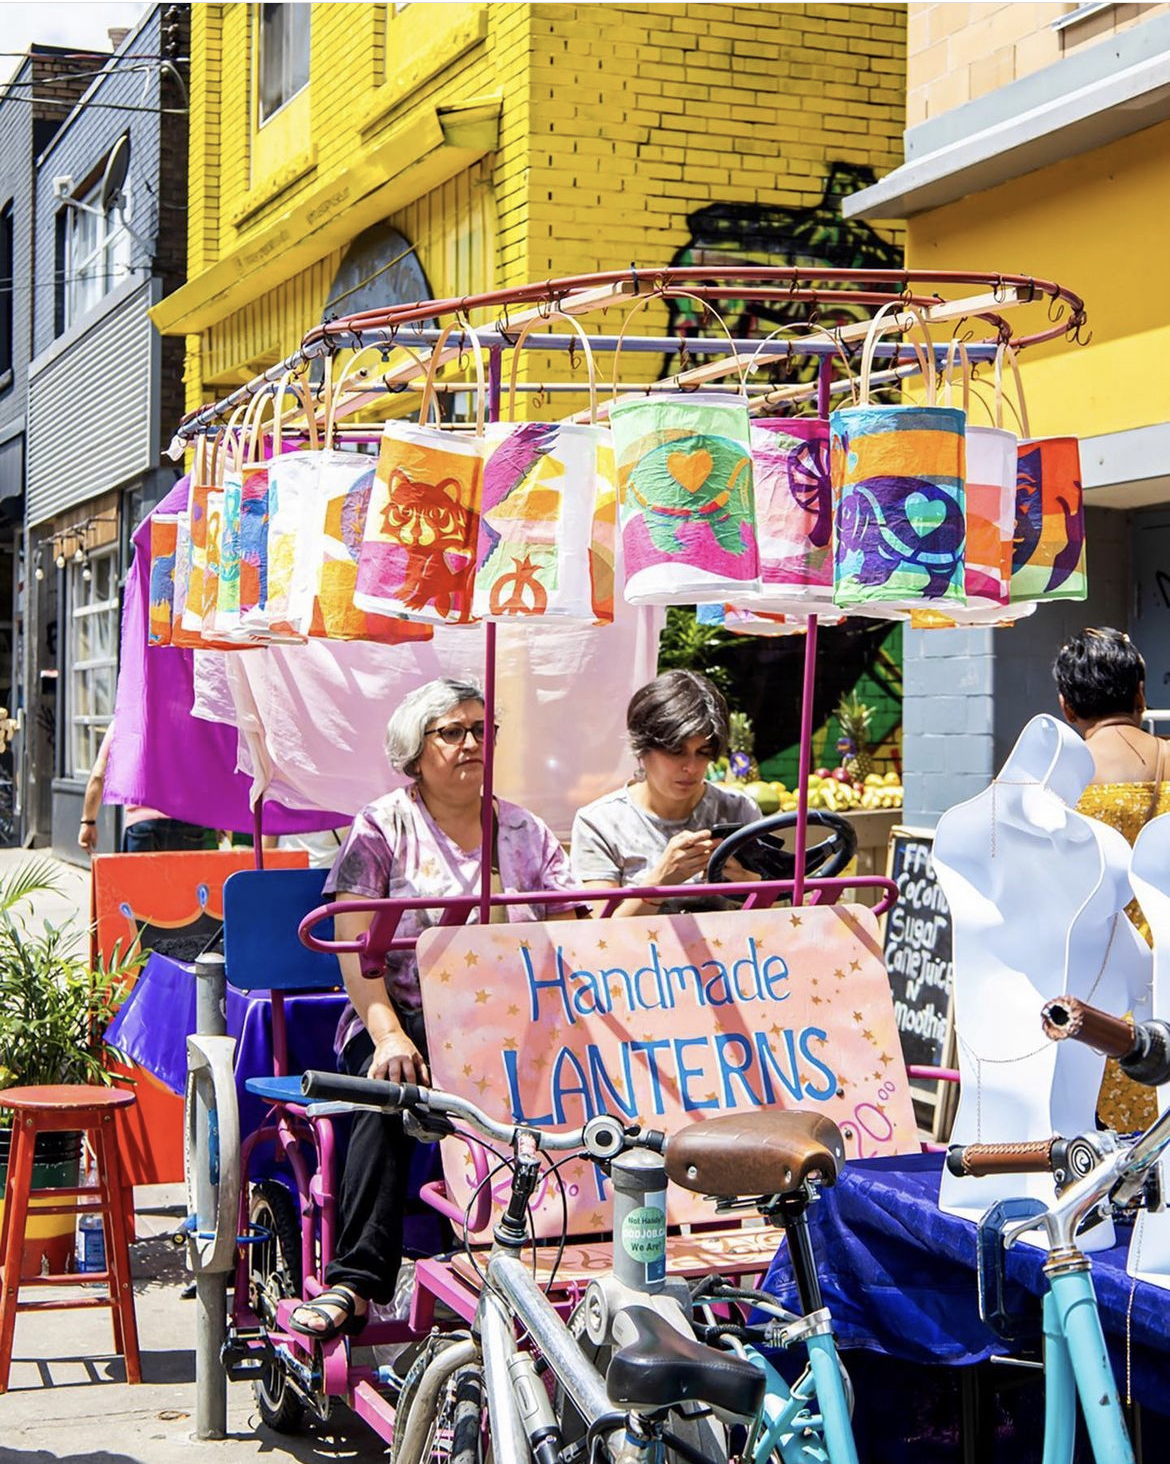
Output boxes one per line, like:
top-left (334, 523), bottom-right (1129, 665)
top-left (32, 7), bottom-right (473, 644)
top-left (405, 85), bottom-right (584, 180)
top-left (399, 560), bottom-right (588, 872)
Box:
top-left (290, 675), bottom-right (578, 1342)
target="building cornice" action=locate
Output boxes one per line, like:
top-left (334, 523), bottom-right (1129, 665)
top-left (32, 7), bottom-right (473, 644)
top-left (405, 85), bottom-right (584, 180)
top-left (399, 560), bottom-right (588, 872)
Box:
top-left (844, 13), bottom-right (1170, 220)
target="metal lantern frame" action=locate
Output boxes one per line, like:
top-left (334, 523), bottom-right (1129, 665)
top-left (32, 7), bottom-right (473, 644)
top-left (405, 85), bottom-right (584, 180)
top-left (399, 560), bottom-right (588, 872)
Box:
top-left (165, 265), bottom-right (1088, 930)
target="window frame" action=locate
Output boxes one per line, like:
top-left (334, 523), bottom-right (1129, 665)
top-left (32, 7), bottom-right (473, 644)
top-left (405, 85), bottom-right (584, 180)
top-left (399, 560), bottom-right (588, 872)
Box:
top-left (67, 544), bottom-right (119, 781)
top-left (60, 174), bottom-right (133, 334)
top-left (257, 2), bottom-right (311, 128)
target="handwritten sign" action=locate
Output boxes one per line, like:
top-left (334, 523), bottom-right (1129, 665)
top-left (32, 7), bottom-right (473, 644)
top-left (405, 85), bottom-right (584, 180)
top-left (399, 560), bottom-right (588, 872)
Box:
top-left (418, 905), bottom-right (919, 1237)
top-left (882, 828), bottom-right (954, 1073)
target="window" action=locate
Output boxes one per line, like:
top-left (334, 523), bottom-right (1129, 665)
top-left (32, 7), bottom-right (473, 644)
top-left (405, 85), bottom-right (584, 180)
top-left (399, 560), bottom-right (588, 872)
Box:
top-left (0, 203), bottom-right (11, 381)
top-left (68, 546), bottom-right (118, 779)
top-left (258, 3), bottom-right (310, 124)
top-left (60, 175), bottom-right (133, 333)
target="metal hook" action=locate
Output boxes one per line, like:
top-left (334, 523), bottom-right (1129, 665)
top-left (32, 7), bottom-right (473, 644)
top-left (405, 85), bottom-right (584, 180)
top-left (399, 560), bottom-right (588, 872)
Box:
top-left (567, 338), bottom-right (578, 374)
top-left (992, 276), bottom-right (1007, 305)
top-left (1068, 313), bottom-right (1093, 347)
top-left (1047, 292), bottom-right (1066, 325)
top-left (630, 264), bottom-right (640, 296)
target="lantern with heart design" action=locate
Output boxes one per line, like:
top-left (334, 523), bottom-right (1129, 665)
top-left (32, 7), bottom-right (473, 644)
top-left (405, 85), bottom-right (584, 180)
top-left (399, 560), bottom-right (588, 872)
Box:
top-left (355, 323), bottom-right (488, 626)
top-left (741, 417), bottom-right (833, 609)
top-left (180, 434), bottom-right (215, 636)
top-left (609, 291), bottom-right (758, 606)
top-left (472, 314), bottom-right (618, 623)
top-left (831, 306), bottom-right (967, 612)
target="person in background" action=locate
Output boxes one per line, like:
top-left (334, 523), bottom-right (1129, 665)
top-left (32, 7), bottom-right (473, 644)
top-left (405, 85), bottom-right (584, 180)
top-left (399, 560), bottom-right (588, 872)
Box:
top-left (1055, 626), bottom-right (1167, 1133)
top-left (288, 676), bottom-right (581, 1342)
top-left (261, 826), bottom-right (353, 870)
top-left (571, 669), bottom-right (762, 917)
top-left (79, 721), bottom-right (213, 854)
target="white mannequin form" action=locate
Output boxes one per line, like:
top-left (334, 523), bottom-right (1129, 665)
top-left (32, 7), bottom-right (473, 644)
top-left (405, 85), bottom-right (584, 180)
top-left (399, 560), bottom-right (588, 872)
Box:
top-left (933, 715), bottom-right (1152, 1243)
top-left (1123, 813), bottom-right (1170, 1286)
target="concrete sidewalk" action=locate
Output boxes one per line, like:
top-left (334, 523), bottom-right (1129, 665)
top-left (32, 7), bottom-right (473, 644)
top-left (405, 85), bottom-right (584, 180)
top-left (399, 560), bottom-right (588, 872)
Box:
top-left (0, 851), bottom-right (388, 1461)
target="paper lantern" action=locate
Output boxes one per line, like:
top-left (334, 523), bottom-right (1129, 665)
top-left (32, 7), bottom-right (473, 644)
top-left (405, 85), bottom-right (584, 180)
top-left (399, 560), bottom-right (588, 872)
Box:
top-left (472, 422), bottom-right (616, 622)
top-left (1011, 437), bottom-right (1087, 603)
top-left (962, 425), bottom-right (1017, 610)
top-left (354, 424), bottom-right (486, 626)
top-left (742, 417), bottom-right (833, 609)
top-left (148, 515), bottom-right (180, 647)
top-left (610, 392), bottom-right (759, 605)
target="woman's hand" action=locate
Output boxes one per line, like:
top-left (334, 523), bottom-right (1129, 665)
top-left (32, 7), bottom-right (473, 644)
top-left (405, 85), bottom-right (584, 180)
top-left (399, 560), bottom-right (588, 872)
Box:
top-left (652, 829), bottom-right (718, 886)
top-left (722, 854), bottom-right (761, 884)
top-left (370, 1029), bottom-right (431, 1086)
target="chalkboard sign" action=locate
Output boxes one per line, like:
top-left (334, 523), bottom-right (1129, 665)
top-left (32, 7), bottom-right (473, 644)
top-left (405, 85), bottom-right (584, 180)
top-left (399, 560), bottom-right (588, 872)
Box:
top-left (882, 826), bottom-right (957, 1136)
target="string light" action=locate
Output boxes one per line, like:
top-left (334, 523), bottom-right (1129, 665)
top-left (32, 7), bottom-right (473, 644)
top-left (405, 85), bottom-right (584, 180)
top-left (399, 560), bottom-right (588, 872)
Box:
top-left (72, 543), bottom-right (85, 564)
top-left (55, 551), bottom-right (65, 570)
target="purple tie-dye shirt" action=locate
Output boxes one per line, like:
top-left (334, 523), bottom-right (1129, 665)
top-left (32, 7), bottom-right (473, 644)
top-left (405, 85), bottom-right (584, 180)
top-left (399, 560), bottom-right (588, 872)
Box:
top-left (323, 784), bottom-right (578, 1054)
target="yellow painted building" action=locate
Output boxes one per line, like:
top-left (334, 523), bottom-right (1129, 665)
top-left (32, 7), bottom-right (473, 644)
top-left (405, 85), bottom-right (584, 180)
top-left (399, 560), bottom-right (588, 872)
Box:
top-left (152, 2), bottom-right (908, 407)
top-left (845, 2), bottom-right (1170, 825)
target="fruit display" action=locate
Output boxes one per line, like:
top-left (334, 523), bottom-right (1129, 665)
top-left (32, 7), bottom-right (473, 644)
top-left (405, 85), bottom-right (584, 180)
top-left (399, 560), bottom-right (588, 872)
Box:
top-left (834, 690), bottom-right (875, 782)
top-left (730, 769), bottom-right (903, 815)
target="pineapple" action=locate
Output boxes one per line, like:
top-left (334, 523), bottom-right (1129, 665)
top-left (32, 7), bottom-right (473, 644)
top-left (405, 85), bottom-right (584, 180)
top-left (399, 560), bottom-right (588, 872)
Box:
top-left (727, 711), bottom-right (759, 783)
top-left (834, 691), bottom-right (875, 782)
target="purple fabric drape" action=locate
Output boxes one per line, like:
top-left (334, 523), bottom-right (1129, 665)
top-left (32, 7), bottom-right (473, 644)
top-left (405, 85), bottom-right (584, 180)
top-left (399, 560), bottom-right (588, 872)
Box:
top-left (104, 475), bottom-right (343, 833)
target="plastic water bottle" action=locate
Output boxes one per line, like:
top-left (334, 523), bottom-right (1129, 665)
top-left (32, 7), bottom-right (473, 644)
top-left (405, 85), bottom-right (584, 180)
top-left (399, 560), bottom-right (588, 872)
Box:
top-left (77, 1212), bottom-right (106, 1274)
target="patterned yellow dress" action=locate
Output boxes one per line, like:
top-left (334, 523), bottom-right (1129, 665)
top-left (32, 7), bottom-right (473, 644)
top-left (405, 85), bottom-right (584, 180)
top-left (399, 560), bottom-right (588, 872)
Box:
top-left (1076, 781), bottom-right (1170, 1133)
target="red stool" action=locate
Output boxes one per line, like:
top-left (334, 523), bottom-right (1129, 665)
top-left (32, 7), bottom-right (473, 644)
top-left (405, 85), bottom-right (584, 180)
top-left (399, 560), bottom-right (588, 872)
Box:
top-left (0, 1086), bottom-right (141, 1392)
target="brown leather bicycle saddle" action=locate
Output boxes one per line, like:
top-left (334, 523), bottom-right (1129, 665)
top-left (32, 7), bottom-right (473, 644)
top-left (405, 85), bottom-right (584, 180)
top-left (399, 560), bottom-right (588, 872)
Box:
top-left (665, 1110), bottom-right (845, 1199)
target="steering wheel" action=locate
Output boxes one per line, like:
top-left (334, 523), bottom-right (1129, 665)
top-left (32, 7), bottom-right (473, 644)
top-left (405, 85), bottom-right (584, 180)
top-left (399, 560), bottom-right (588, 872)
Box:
top-left (705, 810), bottom-right (859, 885)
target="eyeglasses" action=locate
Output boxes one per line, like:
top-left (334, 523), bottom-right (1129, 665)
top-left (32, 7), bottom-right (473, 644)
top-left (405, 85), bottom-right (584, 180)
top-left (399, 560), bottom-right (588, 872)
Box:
top-left (426, 721), bottom-right (496, 747)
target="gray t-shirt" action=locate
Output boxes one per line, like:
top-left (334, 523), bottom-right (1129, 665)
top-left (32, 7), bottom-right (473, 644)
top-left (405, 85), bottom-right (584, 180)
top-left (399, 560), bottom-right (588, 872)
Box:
top-left (570, 782), bottom-right (763, 911)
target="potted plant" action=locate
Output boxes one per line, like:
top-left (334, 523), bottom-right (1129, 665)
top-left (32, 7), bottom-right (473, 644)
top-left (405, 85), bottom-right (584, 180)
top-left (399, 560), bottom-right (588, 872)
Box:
top-left (0, 858), bottom-right (138, 1276)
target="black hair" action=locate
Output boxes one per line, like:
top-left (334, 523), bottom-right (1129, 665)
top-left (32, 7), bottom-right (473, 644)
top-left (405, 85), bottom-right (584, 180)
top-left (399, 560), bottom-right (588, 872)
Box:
top-left (1052, 628), bottom-right (1145, 721)
top-left (627, 670), bottom-right (730, 759)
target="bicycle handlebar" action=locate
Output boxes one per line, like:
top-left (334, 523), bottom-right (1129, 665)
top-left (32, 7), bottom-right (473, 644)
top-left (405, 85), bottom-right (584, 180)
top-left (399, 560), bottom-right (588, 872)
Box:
top-left (300, 1069), bottom-right (661, 1157)
top-left (1041, 996), bottom-right (1170, 1088)
top-left (946, 1137), bottom-right (1058, 1179)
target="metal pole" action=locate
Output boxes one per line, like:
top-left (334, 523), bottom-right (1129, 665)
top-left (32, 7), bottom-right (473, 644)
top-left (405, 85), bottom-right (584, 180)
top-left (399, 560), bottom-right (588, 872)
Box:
top-left (193, 952), bottom-right (227, 1440)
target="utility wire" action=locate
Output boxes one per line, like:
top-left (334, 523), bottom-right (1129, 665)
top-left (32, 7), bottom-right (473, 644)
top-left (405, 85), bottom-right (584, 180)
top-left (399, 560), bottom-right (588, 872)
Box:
top-left (0, 94), bottom-right (186, 114)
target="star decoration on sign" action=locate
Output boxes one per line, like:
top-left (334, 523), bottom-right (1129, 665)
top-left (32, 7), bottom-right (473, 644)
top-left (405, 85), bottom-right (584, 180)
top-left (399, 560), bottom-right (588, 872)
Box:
top-left (464, 951), bottom-right (479, 967)
top-left (462, 1064), bottom-right (473, 1078)
top-left (834, 968), bottom-right (846, 981)
top-left (852, 1012), bottom-right (863, 1023)
top-left (863, 1028), bottom-right (874, 1043)
top-left (507, 1003), bottom-right (520, 1017)
top-left (811, 995), bottom-right (822, 1006)
top-left (475, 989), bottom-right (490, 1004)
top-left (879, 1052), bottom-right (892, 1067)
top-left (503, 1038), bottom-right (518, 1051)
top-left (443, 1041), bottom-right (453, 1051)
top-left (647, 929), bottom-right (659, 942)
top-left (520, 940), bottom-right (531, 950)
top-left (789, 914), bottom-right (803, 927)
top-left (769, 1022), bottom-right (784, 1039)
top-left (475, 1076), bottom-right (492, 1094)
top-left (598, 939), bottom-right (607, 950)
top-left (438, 969), bottom-right (452, 984)
top-left (850, 960), bottom-right (861, 972)
top-left (712, 939), bottom-right (723, 949)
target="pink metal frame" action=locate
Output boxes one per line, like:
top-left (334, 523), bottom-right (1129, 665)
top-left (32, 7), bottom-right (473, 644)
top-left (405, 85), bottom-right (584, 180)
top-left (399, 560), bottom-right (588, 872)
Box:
top-left (207, 264), bottom-right (1086, 1444)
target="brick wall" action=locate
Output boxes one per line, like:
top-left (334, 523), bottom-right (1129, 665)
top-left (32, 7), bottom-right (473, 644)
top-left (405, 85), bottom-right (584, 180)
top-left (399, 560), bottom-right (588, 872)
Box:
top-left (907, 2), bottom-right (1170, 125)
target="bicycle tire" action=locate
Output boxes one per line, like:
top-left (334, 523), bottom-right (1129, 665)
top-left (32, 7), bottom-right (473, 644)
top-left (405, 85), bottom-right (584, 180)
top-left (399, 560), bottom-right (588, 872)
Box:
top-left (247, 1180), bottom-right (305, 1433)
top-left (392, 1335), bottom-right (482, 1464)
top-left (448, 1365), bottom-right (488, 1464)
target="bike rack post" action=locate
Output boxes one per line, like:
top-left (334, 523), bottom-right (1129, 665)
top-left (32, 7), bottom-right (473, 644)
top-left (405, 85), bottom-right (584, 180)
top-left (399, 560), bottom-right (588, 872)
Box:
top-left (192, 952), bottom-right (230, 1441)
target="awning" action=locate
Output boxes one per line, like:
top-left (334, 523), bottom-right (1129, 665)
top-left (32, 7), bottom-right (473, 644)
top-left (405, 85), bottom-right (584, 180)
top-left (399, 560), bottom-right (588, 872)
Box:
top-left (149, 96), bottom-right (502, 337)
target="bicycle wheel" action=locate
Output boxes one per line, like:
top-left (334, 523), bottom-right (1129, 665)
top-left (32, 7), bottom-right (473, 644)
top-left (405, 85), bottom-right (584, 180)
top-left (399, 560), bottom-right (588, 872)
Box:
top-left (553, 1298), bottom-right (726, 1462)
top-left (393, 1336), bottom-right (488, 1464)
top-left (248, 1180), bottom-right (305, 1433)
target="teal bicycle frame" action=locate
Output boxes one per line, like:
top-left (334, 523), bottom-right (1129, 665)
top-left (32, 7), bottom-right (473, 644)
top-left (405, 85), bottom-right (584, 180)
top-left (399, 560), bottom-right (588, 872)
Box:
top-left (742, 1328), bottom-right (859, 1464)
top-left (986, 1102), bottom-right (1170, 1464)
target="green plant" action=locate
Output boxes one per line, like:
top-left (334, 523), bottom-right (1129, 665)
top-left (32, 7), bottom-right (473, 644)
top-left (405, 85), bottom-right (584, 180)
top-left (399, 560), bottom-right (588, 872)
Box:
top-left (0, 858), bottom-right (138, 1099)
top-left (657, 607), bottom-right (734, 693)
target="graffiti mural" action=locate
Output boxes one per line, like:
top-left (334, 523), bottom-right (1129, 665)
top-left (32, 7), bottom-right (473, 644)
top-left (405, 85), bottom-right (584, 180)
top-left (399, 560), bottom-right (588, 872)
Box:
top-left (661, 164), bottom-right (902, 382)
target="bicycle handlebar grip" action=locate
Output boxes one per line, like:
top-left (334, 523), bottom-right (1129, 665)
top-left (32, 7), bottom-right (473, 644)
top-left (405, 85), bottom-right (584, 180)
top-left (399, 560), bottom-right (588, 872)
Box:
top-left (300, 1070), bottom-right (419, 1109)
top-left (1040, 996), bottom-right (1136, 1058)
top-left (946, 1138), bottom-right (1058, 1178)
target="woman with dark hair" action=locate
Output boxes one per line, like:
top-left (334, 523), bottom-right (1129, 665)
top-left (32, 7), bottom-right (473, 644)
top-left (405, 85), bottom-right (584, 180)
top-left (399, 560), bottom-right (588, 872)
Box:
top-left (1055, 626), bottom-right (1166, 1132)
top-left (570, 669), bottom-right (762, 916)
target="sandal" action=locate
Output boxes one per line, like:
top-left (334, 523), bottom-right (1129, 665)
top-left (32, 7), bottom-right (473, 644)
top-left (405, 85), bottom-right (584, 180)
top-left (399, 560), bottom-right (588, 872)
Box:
top-left (288, 1285), bottom-right (368, 1341)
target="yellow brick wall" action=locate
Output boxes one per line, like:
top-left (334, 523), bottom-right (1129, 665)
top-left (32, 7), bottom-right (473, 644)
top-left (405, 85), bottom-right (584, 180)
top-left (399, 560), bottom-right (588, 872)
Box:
top-left (906, 2), bottom-right (1170, 126)
top-left (180, 2), bottom-right (906, 413)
